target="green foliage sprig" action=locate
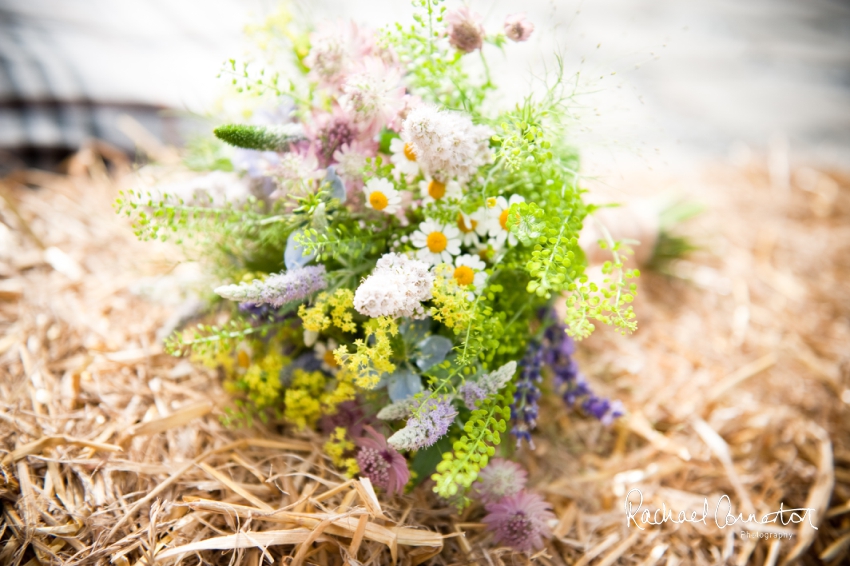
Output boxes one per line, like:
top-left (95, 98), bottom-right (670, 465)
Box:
top-left (383, 0), bottom-right (490, 111)
top-left (165, 318), bottom-right (286, 358)
top-left (431, 386), bottom-right (512, 503)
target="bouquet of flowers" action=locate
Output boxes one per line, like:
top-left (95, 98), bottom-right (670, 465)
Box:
top-left (119, 0), bottom-right (639, 552)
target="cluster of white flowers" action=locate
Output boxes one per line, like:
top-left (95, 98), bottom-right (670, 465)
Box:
top-left (354, 253), bottom-right (434, 318)
top-left (401, 104), bottom-right (493, 183)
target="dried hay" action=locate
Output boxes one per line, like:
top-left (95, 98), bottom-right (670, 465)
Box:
top-left (0, 144), bottom-right (848, 565)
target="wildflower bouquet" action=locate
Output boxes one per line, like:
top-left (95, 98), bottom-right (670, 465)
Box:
top-left (119, 0), bottom-right (639, 550)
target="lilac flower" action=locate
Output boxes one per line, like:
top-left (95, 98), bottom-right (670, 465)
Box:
top-left (445, 7), bottom-right (485, 53)
top-left (503, 13), bottom-right (535, 42)
top-left (510, 342), bottom-right (543, 449)
top-left (459, 381), bottom-right (487, 410)
top-left (215, 265), bottom-right (327, 307)
top-left (483, 490), bottom-right (555, 553)
top-left (473, 458), bottom-right (528, 505)
top-left (388, 396), bottom-right (457, 451)
top-left (460, 361), bottom-right (517, 409)
top-left (355, 425), bottom-right (410, 495)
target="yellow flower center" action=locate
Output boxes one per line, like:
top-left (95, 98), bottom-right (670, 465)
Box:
top-left (457, 213), bottom-right (478, 233)
top-left (486, 197), bottom-right (498, 208)
top-left (499, 208), bottom-right (510, 230)
top-left (428, 180), bottom-right (446, 200)
top-left (369, 191), bottom-right (389, 211)
top-left (453, 265), bottom-right (475, 286)
top-left (403, 142), bottom-right (416, 161)
top-left (323, 350), bottom-right (338, 368)
top-left (426, 231), bottom-right (448, 253)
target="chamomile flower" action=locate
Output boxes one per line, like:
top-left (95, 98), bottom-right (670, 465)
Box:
top-left (363, 177), bottom-right (402, 214)
top-left (451, 254), bottom-right (487, 297)
top-left (411, 219), bottom-right (461, 265)
top-left (486, 194), bottom-right (525, 249)
top-left (314, 339), bottom-right (339, 373)
top-left (419, 177), bottom-right (462, 205)
top-left (389, 137), bottom-right (420, 179)
top-left (456, 208), bottom-right (489, 247)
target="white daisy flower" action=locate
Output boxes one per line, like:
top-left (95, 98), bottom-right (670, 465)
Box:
top-left (452, 254), bottom-right (488, 297)
top-left (363, 177), bottom-right (402, 214)
top-left (390, 137), bottom-right (420, 179)
top-left (456, 207), bottom-right (489, 247)
top-left (419, 177), bottom-right (462, 205)
top-left (411, 219), bottom-right (462, 265)
top-left (486, 194), bottom-right (525, 249)
top-left (314, 339), bottom-right (340, 373)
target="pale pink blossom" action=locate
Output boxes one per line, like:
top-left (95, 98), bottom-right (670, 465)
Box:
top-left (483, 490), bottom-right (555, 553)
top-left (446, 7), bottom-right (485, 53)
top-left (356, 426), bottom-right (410, 495)
top-left (339, 58), bottom-right (406, 136)
top-left (304, 21), bottom-right (376, 89)
top-left (504, 13), bottom-right (535, 42)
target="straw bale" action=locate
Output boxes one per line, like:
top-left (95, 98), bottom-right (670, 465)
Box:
top-left (0, 146), bottom-right (848, 564)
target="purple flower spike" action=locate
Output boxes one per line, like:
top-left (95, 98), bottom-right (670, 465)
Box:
top-left (388, 396), bottom-right (457, 451)
top-left (459, 381), bottom-right (487, 409)
top-left (215, 265), bottom-right (327, 307)
top-left (542, 321), bottom-right (625, 424)
top-left (510, 342), bottom-right (543, 449)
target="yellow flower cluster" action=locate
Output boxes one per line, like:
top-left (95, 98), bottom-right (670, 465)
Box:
top-left (430, 266), bottom-right (474, 332)
top-left (333, 316), bottom-right (397, 389)
top-left (243, 350), bottom-right (286, 409)
top-left (328, 289), bottom-right (357, 332)
top-left (298, 289), bottom-right (357, 333)
top-left (323, 366), bottom-right (358, 409)
top-left (323, 427), bottom-right (359, 477)
top-left (283, 369), bottom-right (326, 429)
top-left (284, 367), bottom-right (359, 430)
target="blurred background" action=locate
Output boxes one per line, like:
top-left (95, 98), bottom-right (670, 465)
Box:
top-left (1, 0), bottom-right (848, 173)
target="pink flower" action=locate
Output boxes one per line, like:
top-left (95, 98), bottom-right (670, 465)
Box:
top-left (304, 21), bottom-right (376, 90)
top-left (355, 425), bottom-right (410, 495)
top-left (332, 141), bottom-right (375, 190)
top-left (445, 7), bottom-right (485, 53)
top-left (473, 458), bottom-right (528, 504)
top-left (304, 107), bottom-right (362, 167)
top-left (504, 13), bottom-right (535, 42)
top-left (339, 57), bottom-right (406, 136)
top-left (483, 490), bottom-right (555, 553)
